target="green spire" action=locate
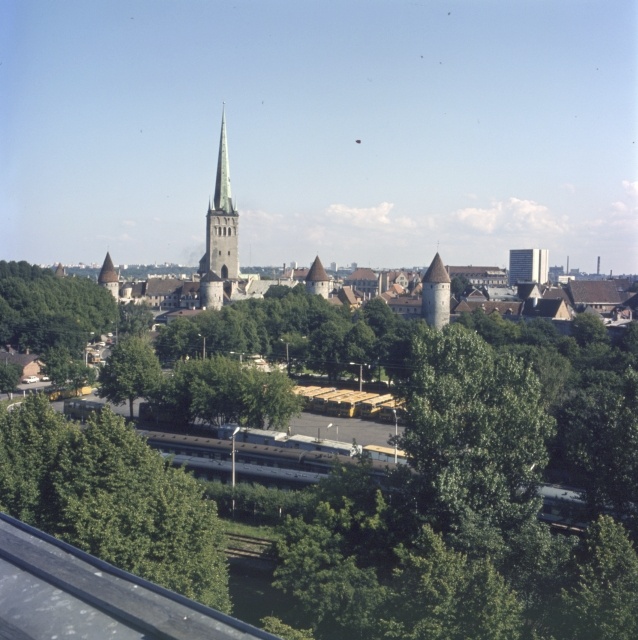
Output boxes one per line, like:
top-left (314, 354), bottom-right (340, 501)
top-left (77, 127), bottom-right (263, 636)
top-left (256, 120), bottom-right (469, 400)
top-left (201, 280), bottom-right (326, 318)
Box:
top-left (213, 105), bottom-right (235, 214)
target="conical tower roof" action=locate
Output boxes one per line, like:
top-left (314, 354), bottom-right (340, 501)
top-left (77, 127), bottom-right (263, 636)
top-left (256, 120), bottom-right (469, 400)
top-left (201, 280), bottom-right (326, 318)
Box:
top-left (422, 253), bottom-right (450, 284)
top-left (53, 263), bottom-right (65, 278)
top-left (201, 269), bottom-right (223, 283)
top-left (306, 256), bottom-right (330, 282)
top-left (98, 252), bottom-right (119, 284)
top-left (213, 106), bottom-right (235, 215)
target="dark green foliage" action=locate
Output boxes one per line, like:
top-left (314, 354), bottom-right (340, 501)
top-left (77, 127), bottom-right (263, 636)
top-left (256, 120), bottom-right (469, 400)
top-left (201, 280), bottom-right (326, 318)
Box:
top-left (558, 516), bottom-right (638, 639)
top-left (118, 301), bottom-right (154, 337)
top-left (399, 324), bottom-right (555, 536)
top-left (558, 368), bottom-right (638, 532)
top-left (0, 361), bottom-right (22, 393)
top-left (150, 355), bottom-right (302, 428)
top-left (203, 482), bottom-right (315, 523)
top-left (98, 335), bottom-right (162, 417)
top-left (0, 261), bottom-right (117, 357)
top-left (0, 396), bottom-right (230, 611)
top-left (42, 346), bottom-right (96, 391)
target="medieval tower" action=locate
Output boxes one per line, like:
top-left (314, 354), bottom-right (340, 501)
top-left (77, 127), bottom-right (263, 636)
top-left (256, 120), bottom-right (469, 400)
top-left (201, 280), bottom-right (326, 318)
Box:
top-left (305, 256), bottom-right (331, 299)
top-left (199, 106), bottom-right (239, 283)
top-left (421, 252), bottom-right (450, 329)
top-left (98, 252), bottom-right (120, 300)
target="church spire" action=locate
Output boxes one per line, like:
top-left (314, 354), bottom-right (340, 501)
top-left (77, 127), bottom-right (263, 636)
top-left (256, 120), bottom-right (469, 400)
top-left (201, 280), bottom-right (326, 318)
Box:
top-left (213, 105), bottom-right (235, 214)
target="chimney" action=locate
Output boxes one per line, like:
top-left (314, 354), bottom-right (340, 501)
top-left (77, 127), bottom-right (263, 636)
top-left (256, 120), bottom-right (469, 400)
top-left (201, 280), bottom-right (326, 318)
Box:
top-left (597, 256), bottom-right (600, 275)
top-left (566, 256), bottom-right (569, 275)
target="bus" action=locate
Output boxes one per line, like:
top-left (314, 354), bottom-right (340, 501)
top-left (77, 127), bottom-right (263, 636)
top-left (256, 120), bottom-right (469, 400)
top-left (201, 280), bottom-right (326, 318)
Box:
top-left (309, 389), bottom-right (354, 413)
top-left (359, 394), bottom-right (395, 419)
top-left (334, 392), bottom-right (381, 418)
top-left (295, 386), bottom-right (335, 409)
top-left (378, 400), bottom-right (406, 424)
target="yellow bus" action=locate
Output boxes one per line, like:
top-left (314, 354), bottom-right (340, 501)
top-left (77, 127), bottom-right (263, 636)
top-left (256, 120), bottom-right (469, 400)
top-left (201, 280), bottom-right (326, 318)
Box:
top-left (335, 392), bottom-right (381, 418)
top-left (359, 394), bottom-right (395, 419)
top-left (294, 386), bottom-right (333, 409)
top-left (310, 389), bottom-right (353, 413)
top-left (378, 400), bottom-right (406, 424)
top-left (48, 386), bottom-right (94, 402)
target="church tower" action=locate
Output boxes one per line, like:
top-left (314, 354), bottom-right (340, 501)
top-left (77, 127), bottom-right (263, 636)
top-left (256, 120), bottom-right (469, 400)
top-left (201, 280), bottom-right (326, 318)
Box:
top-left (421, 252), bottom-right (450, 329)
top-left (199, 107), bottom-right (239, 281)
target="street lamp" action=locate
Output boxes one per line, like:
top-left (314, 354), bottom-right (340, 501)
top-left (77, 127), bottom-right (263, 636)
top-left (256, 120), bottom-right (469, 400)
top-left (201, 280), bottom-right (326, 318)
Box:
top-left (348, 362), bottom-right (363, 392)
top-left (198, 334), bottom-right (206, 359)
top-left (327, 422), bottom-right (338, 442)
top-left (229, 351), bottom-right (243, 364)
top-left (280, 338), bottom-right (290, 373)
top-left (392, 409), bottom-right (398, 464)
top-left (231, 426), bottom-right (241, 515)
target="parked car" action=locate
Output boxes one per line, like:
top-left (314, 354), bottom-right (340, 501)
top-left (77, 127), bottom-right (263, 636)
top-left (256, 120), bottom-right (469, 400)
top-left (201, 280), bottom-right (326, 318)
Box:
top-left (22, 376), bottom-right (39, 384)
top-left (40, 376), bottom-right (50, 382)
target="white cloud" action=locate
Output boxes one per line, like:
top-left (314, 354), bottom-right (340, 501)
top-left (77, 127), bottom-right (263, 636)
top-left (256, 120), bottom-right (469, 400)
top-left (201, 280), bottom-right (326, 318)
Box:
top-left (622, 179), bottom-right (638, 198)
top-left (453, 197), bottom-right (569, 235)
top-left (122, 220), bottom-right (136, 227)
top-left (325, 202), bottom-right (417, 230)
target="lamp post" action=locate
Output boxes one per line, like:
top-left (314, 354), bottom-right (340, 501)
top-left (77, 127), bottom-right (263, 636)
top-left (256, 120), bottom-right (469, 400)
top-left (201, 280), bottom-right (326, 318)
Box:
top-left (280, 339), bottom-right (290, 373)
top-left (392, 409), bottom-right (398, 464)
top-left (348, 362), bottom-right (363, 392)
top-left (198, 334), bottom-right (206, 359)
top-left (231, 426), bottom-right (240, 515)
top-left (327, 422), bottom-right (338, 442)
top-left (229, 351), bottom-right (243, 364)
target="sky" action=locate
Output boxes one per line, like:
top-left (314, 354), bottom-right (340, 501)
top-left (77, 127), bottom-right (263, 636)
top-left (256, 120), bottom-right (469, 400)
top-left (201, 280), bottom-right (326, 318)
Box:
top-left (1, 0), bottom-right (637, 275)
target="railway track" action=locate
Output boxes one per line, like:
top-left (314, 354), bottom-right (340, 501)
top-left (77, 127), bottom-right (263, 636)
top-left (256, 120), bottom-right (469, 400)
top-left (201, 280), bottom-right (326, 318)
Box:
top-left (225, 534), bottom-right (277, 570)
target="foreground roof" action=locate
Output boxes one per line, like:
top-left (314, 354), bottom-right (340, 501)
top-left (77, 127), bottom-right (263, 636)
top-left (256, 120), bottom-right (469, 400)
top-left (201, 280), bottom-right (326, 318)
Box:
top-left (0, 512), bottom-right (279, 640)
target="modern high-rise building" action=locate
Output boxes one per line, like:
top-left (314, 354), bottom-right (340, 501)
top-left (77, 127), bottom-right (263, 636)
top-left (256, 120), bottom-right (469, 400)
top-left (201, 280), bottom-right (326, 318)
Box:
top-left (508, 249), bottom-right (549, 285)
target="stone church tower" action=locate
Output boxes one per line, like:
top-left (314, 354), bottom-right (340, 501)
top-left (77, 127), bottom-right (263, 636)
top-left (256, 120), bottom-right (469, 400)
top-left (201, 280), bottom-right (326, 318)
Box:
top-left (199, 107), bottom-right (239, 282)
top-left (305, 256), bottom-right (331, 299)
top-left (98, 252), bottom-right (120, 300)
top-left (421, 252), bottom-right (450, 329)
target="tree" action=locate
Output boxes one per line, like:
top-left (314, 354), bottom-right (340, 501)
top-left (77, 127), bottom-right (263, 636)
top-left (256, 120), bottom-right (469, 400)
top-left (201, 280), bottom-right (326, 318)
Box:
top-left (558, 516), bottom-right (638, 640)
top-left (154, 317), bottom-right (201, 364)
top-left (261, 617), bottom-right (315, 640)
top-left (98, 336), bottom-right (162, 417)
top-left (0, 394), bottom-right (71, 525)
top-left (273, 503), bottom-right (387, 637)
top-left (307, 320), bottom-right (348, 381)
top-left (399, 324), bottom-right (555, 535)
top-left (43, 408), bottom-right (230, 612)
top-left (558, 368), bottom-right (638, 532)
top-left (0, 360), bottom-right (21, 393)
top-left (378, 526), bottom-right (524, 640)
top-left (42, 346), bottom-right (96, 391)
top-left (571, 312), bottom-right (610, 348)
top-left (118, 301), bottom-right (154, 337)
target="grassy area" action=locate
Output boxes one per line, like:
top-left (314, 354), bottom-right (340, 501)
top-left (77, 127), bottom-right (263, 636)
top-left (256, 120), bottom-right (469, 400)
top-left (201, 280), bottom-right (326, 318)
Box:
top-left (221, 518), bottom-right (281, 542)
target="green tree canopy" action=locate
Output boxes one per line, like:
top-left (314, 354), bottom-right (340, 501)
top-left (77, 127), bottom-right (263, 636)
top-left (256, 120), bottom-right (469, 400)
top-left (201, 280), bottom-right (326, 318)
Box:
top-left (399, 324), bottom-right (555, 535)
top-left (558, 516), bottom-right (638, 640)
top-left (98, 335), bottom-right (162, 417)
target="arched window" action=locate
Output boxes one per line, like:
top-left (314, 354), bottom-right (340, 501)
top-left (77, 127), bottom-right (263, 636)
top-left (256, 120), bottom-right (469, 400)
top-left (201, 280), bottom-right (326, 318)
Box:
top-left (221, 265), bottom-right (228, 279)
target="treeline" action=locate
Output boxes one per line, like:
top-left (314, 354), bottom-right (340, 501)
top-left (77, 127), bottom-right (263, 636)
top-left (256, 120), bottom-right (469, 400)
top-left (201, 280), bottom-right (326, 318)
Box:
top-left (0, 260), bottom-right (117, 356)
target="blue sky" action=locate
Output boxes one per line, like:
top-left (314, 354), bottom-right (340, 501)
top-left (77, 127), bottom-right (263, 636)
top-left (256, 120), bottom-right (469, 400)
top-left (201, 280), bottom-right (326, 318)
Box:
top-left (1, 0), bottom-right (636, 274)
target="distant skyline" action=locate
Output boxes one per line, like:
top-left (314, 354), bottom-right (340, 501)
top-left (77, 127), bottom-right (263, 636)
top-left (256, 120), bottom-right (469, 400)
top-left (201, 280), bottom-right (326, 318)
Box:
top-left (2, 1), bottom-right (636, 274)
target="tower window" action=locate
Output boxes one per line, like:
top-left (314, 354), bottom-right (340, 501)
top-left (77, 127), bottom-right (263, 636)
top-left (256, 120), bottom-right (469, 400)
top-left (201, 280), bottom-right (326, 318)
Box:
top-left (228, 251), bottom-right (231, 256)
